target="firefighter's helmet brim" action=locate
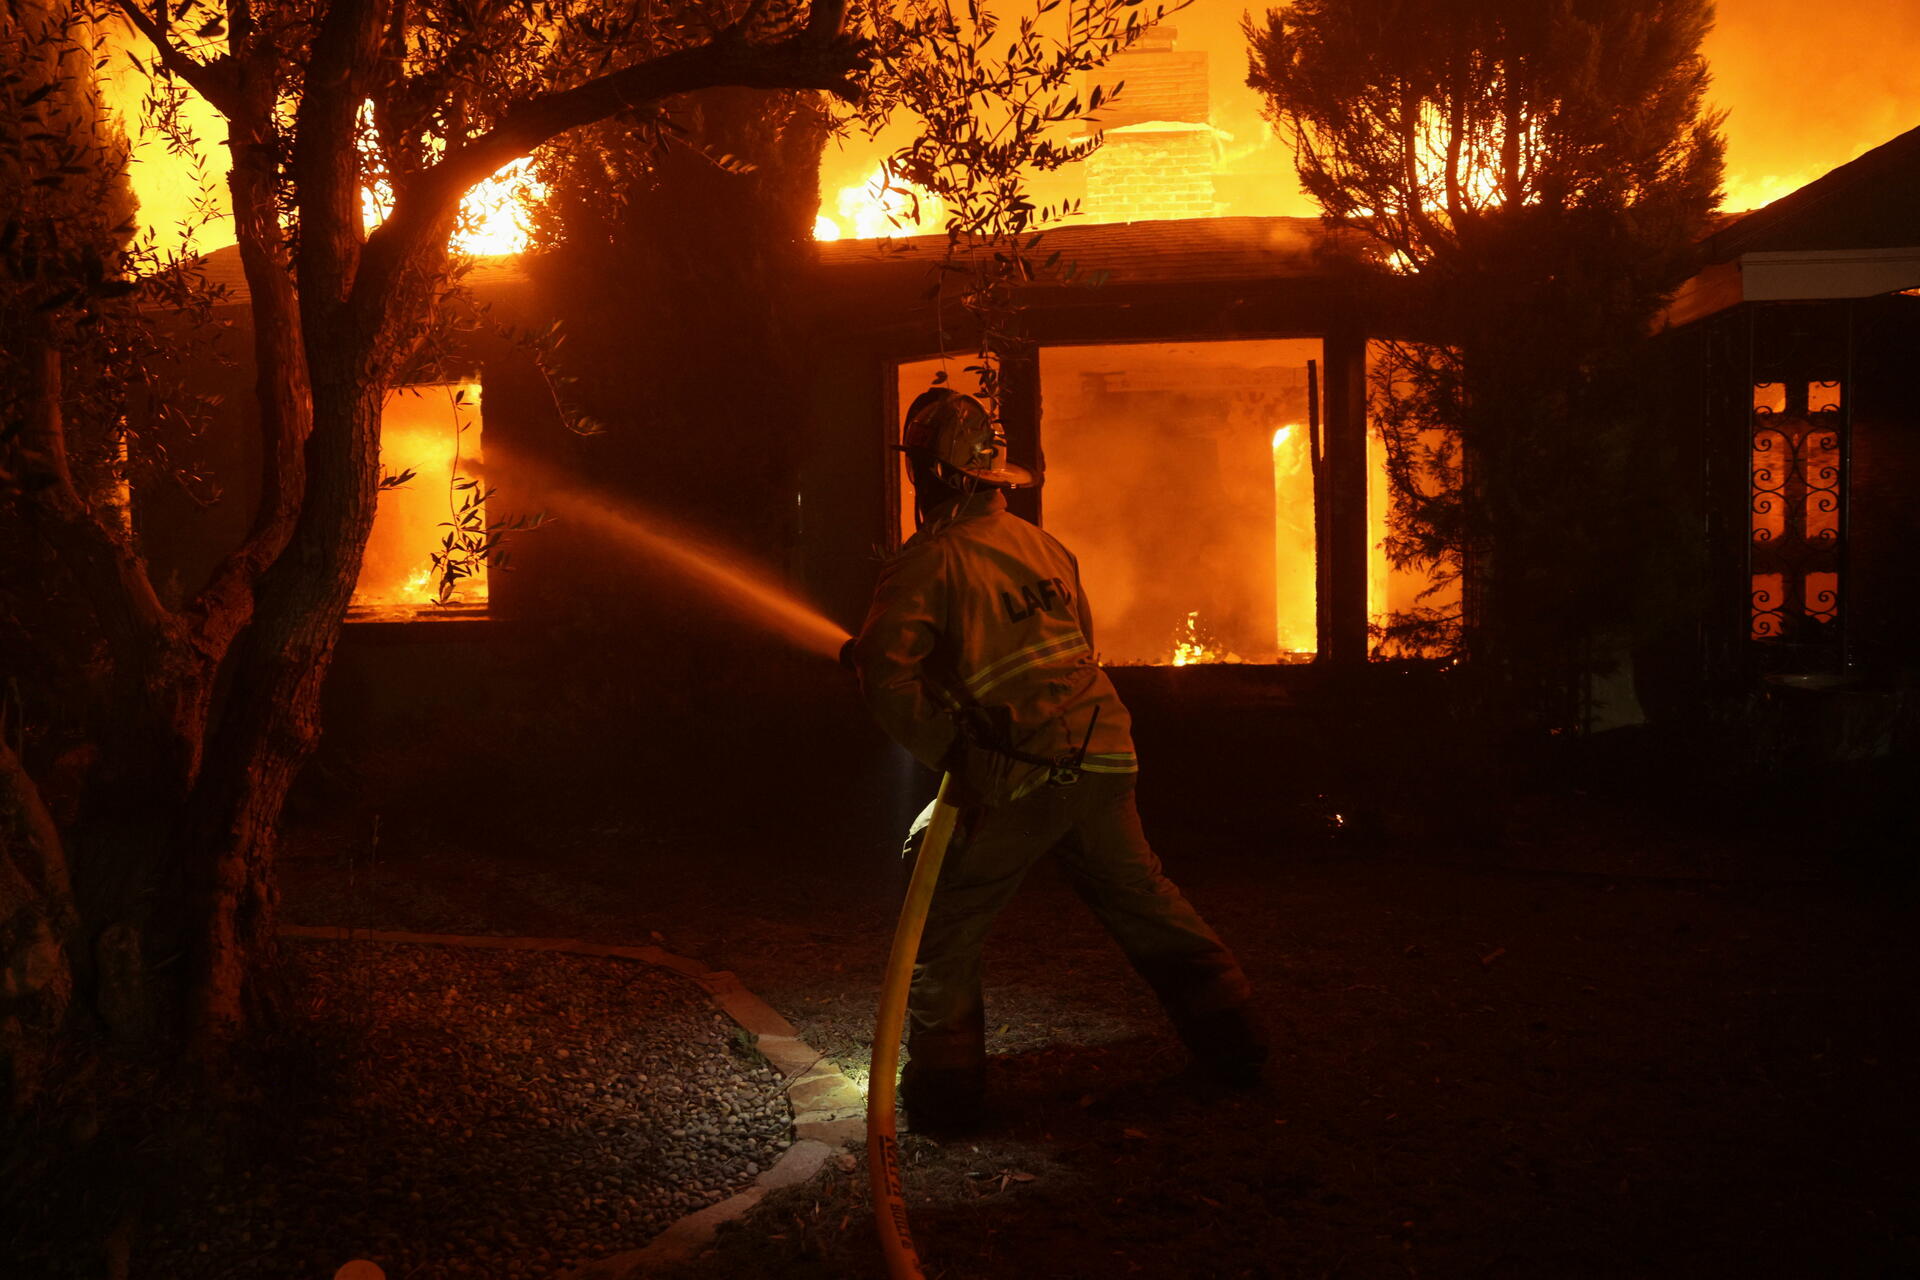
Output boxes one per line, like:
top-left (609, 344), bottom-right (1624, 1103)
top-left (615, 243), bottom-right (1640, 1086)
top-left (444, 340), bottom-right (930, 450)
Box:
top-left (900, 391), bottom-right (1035, 489)
top-left (894, 444), bottom-right (1033, 487)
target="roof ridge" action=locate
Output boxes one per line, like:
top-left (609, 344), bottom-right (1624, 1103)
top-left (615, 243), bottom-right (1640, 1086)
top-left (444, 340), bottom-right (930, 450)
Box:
top-left (1707, 123), bottom-right (1920, 259)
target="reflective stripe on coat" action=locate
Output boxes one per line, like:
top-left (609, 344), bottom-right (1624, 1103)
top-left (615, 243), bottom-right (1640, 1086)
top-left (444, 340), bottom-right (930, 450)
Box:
top-left (852, 488), bottom-right (1136, 803)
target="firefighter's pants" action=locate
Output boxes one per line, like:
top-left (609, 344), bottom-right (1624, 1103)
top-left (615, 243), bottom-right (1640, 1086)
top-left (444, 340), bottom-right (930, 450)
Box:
top-left (901, 772), bottom-right (1252, 1113)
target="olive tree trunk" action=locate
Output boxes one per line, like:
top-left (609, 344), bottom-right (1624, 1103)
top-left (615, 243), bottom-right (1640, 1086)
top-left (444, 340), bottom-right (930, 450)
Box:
top-left (1, 0), bottom-right (863, 1085)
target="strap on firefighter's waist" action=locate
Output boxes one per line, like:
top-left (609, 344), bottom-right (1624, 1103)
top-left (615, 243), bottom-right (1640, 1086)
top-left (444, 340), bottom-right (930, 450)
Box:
top-left (955, 703), bottom-right (1100, 787)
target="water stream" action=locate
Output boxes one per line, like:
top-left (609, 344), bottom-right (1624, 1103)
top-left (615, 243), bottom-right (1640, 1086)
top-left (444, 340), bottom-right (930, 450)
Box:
top-left (484, 447), bottom-right (852, 660)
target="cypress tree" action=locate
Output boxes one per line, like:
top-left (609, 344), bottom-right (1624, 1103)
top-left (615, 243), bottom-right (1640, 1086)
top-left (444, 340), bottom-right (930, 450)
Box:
top-left (1248, 0), bottom-right (1724, 734)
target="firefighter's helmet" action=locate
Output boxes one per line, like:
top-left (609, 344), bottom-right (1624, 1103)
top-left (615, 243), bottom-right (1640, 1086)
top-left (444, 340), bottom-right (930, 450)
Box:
top-left (900, 389), bottom-right (1034, 489)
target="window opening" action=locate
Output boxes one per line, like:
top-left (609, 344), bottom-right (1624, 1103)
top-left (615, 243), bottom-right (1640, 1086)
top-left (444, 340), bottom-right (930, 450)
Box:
top-left (349, 382), bottom-right (487, 620)
top-left (1363, 342), bottom-right (1463, 659)
top-left (1036, 340), bottom-right (1321, 666)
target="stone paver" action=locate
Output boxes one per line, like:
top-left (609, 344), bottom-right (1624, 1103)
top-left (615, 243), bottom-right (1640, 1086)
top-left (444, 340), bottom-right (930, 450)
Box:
top-left (755, 1034), bottom-right (824, 1078)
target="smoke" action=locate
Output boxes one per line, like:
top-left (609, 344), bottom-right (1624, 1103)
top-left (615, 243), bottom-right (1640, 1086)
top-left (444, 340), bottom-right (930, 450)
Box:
top-left (1704, 0), bottom-right (1920, 209)
top-left (487, 445), bottom-right (851, 661)
top-left (1039, 339), bottom-right (1323, 664)
top-left (96, 18), bottom-right (232, 252)
top-left (98, 2), bottom-right (1920, 249)
top-left (815, 0), bottom-right (1920, 224)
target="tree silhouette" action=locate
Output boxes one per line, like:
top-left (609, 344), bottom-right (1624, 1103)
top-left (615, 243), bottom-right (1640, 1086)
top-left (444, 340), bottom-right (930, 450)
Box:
top-left (2, 0), bottom-right (1188, 1110)
top-left (3, 0), bottom-right (869, 1099)
top-left (1249, 0), bottom-right (1723, 728)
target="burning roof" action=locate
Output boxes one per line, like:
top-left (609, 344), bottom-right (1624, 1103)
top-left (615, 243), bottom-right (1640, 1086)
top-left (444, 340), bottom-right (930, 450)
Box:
top-left (815, 215), bottom-right (1366, 285)
top-left (1663, 124), bottom-right (1920, 327)
top-left (1703, 124), bottom-right (1920, 260)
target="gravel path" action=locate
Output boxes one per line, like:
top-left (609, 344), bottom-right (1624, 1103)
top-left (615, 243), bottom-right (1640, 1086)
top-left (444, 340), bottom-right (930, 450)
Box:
top-left (134, 939), bottom-right (792, 1280)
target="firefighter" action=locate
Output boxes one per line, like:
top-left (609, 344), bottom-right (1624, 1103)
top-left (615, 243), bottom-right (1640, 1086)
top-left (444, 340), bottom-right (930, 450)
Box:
top-left (846, 387), bottom-right (1266, 1134)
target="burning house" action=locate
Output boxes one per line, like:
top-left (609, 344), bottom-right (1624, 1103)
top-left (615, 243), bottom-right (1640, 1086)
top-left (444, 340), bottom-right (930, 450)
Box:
top-left (131, 26), bottom-right (1920, 834)
top-left (152, 26), bottom-right (1432, 659)
top-left (802, 214), bottom-right (1417, 670)
top-left (149, 216), bottom-right (1430, 833)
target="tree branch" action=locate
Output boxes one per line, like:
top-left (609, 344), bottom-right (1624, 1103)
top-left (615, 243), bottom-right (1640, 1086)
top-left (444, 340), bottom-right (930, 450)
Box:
top-left (294, 0), bottom-right (385, 312)
top-left (442, 27), bottom-right (863, 199)
top-left (730, 0), bottom-right (775, 37)
top-left (0, 734), bottom-right (77, 923)
top-left (806, 0), bottom-right (851, 44)
top-left (1443, 63), bottom-right (1466, 229)
top-left (188, 44), bottom-right (314, 661)
top-left (230, 0), bottom-right (256, 47)
top-left (1400, 81), bottom-right (1442, 259)
top-left (15, 337), bottom-right (172, 636)
top-left (371, 0), bottom-right (417, 164)
top-left (111, 0), bottom-right (240, 117)
top-left (352, 15), bottom-right (867, 328)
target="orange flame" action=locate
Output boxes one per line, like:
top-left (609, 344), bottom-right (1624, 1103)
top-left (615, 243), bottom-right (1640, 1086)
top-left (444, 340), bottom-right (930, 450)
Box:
top-left (1272, 423), bottom-right (1316, 656)
top-left (362, 155), bottom-right (545, 256)
top-left (352, 383), bottom-right (487, 616)
top-left (813, 166), bottom-right (944, 241)
top-left (1168, 611), bottom-right (1250, 666)
top-left (1168, 611), bottom-right (1214, 666)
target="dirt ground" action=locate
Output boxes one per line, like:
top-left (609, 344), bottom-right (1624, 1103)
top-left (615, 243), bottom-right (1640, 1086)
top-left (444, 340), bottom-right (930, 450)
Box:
top-left (276, 756), bottom-right (1920, 1280)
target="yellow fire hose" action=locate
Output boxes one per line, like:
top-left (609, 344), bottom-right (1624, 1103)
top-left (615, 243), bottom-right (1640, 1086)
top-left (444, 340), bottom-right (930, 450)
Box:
top-left (867, 772), bottom-right (961, 1280)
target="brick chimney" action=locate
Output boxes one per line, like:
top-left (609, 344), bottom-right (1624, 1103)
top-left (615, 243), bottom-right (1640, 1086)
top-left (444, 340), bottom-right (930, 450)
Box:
top-left (1083, 28), bottom-right (1216, 223)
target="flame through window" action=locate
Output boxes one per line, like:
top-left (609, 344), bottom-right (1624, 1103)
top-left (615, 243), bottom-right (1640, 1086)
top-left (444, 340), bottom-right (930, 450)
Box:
top-left (350, 383), bottom-right (488, 619)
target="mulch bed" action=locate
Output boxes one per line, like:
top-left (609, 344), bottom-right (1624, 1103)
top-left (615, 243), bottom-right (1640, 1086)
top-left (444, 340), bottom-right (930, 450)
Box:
top-left (271, 790), bottom-right (1919, 1279)
top-left (10, 940), bottom-right (792, 1280)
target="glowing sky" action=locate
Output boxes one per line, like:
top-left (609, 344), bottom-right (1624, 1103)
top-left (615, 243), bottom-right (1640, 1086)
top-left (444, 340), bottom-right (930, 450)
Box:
top-left (104, 1), bottom-right (1920, 252)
